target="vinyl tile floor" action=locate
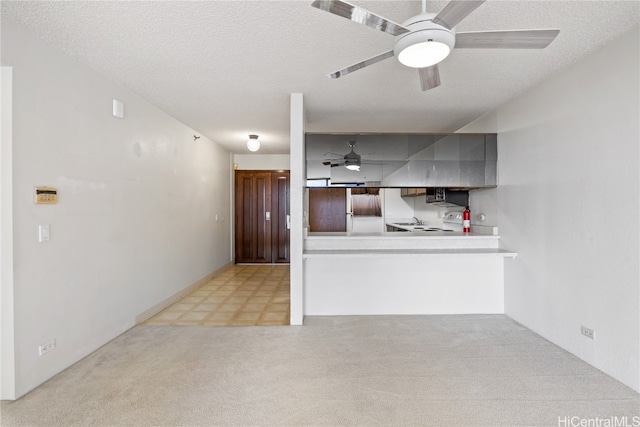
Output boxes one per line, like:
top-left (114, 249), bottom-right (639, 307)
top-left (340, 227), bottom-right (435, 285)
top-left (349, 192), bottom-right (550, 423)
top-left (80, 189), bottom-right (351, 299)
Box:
top-left (144, 264), bottom-right (290, 326)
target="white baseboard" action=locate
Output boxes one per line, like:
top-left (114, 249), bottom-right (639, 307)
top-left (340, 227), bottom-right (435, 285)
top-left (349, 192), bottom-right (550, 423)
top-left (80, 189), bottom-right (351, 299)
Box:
top-left (135, 262), bottom-right (234, 324)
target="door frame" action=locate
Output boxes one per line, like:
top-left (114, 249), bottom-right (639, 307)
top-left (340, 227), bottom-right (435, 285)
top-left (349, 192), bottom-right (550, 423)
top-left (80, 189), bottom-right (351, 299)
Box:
top-left (270, 171), bottom-right (291, 263)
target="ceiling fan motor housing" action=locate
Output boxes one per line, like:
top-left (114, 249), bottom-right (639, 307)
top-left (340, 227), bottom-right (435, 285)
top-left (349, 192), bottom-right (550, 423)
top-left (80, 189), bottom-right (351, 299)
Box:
top-left (344, 151), bottom-right (361, 164)
top-left (344, 142), bottom-right (362, 168)
top-left (394, 13), bottom-right (456, 68)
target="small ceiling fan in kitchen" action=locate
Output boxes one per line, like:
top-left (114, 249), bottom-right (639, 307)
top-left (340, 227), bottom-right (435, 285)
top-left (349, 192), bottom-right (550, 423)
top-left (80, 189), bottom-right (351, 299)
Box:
top-left (322, 141), bottom-right (375, 171)
top-left (310, 0), bottom-right (560, 91)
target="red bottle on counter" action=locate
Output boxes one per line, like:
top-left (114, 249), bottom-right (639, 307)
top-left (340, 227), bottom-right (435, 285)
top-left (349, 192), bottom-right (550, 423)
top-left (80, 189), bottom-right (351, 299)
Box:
top-left (463, 206), bottom-right (471, 233)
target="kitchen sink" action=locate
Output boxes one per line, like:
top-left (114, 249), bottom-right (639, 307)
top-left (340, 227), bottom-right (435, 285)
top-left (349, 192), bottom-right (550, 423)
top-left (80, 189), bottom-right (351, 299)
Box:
top-left (409, 227), bottom-right (455, 232)
top-left (389, 222), bottom-right (455, 232)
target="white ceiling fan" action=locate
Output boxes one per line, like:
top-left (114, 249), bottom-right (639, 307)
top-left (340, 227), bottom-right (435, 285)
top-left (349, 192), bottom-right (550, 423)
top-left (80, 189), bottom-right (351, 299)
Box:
top-left (311, 0), bottom-right (560, 91)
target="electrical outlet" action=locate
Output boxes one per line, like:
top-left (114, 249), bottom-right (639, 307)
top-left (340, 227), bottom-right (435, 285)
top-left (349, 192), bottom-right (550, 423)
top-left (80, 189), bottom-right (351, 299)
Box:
top-left (581, 326), bottom-right (595, 340)
top-left (38, 339), bottom-right (56, 356)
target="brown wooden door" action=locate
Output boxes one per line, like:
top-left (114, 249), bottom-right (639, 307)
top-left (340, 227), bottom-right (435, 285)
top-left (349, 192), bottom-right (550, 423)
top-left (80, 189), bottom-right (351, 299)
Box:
top-left (271, 172), bottom-right (290, 263)
top-left (235, 170), bottom-right (290, 263)
top-left (308, 188), bottom-right (347, 232)
top-left (235, 171), bottom-right (272, 263)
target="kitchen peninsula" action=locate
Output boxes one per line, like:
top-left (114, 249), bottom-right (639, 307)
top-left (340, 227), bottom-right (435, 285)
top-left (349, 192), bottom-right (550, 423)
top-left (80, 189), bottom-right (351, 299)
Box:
top-left (303, 230), bottom-right (516, 315)
top-left (303, 132), bottom-right (513, 315)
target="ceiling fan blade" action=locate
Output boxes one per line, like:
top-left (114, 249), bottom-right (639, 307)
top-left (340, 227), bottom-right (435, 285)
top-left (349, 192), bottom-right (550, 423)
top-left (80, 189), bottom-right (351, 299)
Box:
top-left (311, 0), bottom-right (410, 36)
top-left (432, 0), bottom-right (485, 30)
top-left (322, 160), bottom-right (343, 167)
top-left (455, 29), bottom-right (560, 48)
top-left (418, 65), bottom-right (441, 91)
top-left (328, 50), bottom-right (394, 79)
top-left (361, 160), bottom-right (385, 165)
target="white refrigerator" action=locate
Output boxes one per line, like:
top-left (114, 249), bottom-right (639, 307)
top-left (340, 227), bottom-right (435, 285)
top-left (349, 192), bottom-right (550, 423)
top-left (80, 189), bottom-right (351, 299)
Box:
top-left (346, 189), bottom-right (385, 233)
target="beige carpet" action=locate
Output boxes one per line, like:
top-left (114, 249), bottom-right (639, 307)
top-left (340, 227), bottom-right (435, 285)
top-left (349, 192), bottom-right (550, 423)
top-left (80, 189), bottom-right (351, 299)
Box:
top-left (2, 315), bottom-right (638, 426)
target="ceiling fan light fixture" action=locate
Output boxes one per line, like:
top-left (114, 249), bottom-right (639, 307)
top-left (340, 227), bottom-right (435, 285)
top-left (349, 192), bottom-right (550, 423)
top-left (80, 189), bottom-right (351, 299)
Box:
top-left (398, 41), bottom-right (451, 68)
top-left (393, 23), bottom-right (456, 69)
top-left (343, 141), bottom-right (362, 171)
top-left (247, 134), bottom-right (260, 152)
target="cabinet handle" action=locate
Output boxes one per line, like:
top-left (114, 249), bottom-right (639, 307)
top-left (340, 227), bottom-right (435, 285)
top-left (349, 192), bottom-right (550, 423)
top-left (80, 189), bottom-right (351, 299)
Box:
top-left (286, 214), bottom-right (291, 230)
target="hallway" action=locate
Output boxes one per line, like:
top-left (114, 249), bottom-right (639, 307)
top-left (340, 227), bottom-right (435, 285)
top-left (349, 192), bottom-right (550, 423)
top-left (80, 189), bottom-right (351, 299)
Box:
top-left (144, 264), bottom-right (290, 326)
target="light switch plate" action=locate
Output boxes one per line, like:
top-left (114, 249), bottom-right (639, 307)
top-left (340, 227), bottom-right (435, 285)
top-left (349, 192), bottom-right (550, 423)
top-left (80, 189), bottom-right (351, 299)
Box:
top-left (39, 224), bottom-right (50, 242)
top-left (112, 99), bottom-right (124, 119)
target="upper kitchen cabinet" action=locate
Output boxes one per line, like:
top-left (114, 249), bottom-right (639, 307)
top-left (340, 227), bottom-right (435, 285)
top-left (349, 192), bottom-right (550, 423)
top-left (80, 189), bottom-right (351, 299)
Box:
top-left (306, 133), bottom-right (497, 188)
top-left (400, 188), bottom-right (426, 197)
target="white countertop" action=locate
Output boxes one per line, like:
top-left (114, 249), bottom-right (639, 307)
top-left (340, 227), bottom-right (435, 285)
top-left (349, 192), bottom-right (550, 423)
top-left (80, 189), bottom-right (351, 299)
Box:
top-left (304, 230), bottom-right (503, 251)
top-left (306, 231), bottom-right (498, 239)
top-left (303, 248), bottom-right (517, 258)
top-left (385, 221), bottom-right (499, 236)
top-left (386, 222), bottom-right (451, 232)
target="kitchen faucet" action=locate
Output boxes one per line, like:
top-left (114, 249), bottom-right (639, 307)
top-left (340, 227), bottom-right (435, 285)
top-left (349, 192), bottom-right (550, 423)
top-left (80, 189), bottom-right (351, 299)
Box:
top-left (412, 217), bottom-right (421, 225)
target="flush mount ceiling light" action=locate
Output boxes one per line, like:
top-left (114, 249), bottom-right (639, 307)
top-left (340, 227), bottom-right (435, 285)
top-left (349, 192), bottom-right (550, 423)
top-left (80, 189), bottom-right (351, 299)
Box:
top-left (247, 134), bottom-right (260, 152)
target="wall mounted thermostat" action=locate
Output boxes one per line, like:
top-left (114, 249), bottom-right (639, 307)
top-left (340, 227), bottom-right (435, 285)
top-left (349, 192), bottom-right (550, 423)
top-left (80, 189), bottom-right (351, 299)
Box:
top-left (34, 187), bottom-right (57, 204)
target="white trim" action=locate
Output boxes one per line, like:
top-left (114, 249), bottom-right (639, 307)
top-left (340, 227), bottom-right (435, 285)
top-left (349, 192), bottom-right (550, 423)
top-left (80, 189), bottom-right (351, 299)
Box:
top-left (0, 66), bottom-right (16, 400)
top-left (289, 94), bottom-right (305, 326)
top-left (230, 152), bottom-right (235, 263)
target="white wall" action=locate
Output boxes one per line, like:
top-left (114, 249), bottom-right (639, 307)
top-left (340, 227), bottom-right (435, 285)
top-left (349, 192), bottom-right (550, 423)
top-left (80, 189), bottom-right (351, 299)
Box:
top-left (384, 188), bottom-right (415, 220)
top-left (470, 27), bottom-right (640, 391)
top-left (1, 18), bottom-right (232, 398)
top-left (384, 189), bottom-right (452, 224)
top-left (233, 154), bottom-right (290, 170)
top-left (412, 195), bottom-right (458, 223)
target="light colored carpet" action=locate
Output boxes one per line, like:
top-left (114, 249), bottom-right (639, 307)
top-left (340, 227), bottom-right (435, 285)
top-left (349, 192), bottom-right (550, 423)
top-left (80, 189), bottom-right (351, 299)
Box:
top-left (2, 315), bottom-right (638, 426)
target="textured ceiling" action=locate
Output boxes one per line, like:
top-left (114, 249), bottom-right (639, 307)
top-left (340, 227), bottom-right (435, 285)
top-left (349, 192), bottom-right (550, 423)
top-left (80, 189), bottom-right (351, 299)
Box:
top-left (2, 1), bottom-right (639, 154)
